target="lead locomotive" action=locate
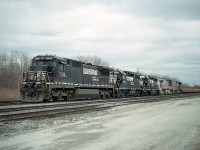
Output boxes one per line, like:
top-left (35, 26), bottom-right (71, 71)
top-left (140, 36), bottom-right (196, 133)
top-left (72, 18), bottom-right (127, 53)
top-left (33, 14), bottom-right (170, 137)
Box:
top-left (20, 55), bottom-right (181, 102)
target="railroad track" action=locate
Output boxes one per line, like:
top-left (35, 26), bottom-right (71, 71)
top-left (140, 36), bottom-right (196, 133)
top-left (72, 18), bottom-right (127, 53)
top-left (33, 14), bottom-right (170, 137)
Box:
top-left (0, 93), bottom-right (199, 123)
top-left (0, 92), bottom-right (197, 107)
top-left (0, 101), bottom-right (27, 106)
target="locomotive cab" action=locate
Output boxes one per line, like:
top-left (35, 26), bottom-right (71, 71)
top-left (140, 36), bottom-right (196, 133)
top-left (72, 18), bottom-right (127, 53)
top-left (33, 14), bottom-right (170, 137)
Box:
top-left (20, 56), bottom-right (55, 102)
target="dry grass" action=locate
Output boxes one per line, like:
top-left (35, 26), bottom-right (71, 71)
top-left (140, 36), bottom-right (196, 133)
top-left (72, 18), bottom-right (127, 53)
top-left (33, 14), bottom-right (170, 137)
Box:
top-left (182, 87), bottom-right (200, 93)
top-left (0, 88), bottom-right (20, 101)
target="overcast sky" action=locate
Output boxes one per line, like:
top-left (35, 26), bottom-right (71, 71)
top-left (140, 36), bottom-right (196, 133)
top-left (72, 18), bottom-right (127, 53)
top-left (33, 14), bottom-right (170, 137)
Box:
top-left (0, 0), bottom-right (199, 85)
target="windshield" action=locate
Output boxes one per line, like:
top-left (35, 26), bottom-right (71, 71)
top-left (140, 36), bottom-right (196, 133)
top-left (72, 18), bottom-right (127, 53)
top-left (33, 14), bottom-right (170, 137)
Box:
top-left (30, 65), bottom-right (53, 72)
top-left (32, 59), bottom-right (55, 67)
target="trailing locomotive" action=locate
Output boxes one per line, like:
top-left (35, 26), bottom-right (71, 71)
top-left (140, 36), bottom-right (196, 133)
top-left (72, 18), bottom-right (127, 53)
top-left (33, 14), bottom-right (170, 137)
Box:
top-left (20, 55), bottom-right (182, 102)
top-left (160, 79), bottom-right (182, 94)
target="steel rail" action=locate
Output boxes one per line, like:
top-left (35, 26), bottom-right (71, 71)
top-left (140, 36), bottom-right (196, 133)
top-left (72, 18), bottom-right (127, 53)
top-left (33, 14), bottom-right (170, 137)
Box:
top-left (0, 93), bottom-right (199, 123)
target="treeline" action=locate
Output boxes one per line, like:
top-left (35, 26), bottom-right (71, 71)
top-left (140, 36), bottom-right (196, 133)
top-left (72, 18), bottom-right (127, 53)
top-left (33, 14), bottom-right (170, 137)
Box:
top-left (0, 51), bottom-right (197, 89)
top-left (0, 51), bottom-right (30, 89)
top-left (148, 73), bottom-right (181, 82)
top-left (74, 55), bottom-right (110, 67)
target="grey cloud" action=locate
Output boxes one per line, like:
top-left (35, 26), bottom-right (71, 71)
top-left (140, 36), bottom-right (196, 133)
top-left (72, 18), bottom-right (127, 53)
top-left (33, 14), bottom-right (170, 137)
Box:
top-left (32, 31), bottom-right (59, 37)
top-left (106, 0), bottom-right (200, 20)
top-left (2, 0), bottom-right (200, 20)
top-left (0, 0), bottom-right (199, 85)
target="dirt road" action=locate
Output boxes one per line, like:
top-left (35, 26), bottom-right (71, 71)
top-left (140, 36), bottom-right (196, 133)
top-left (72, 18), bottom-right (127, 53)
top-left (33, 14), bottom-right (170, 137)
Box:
top-left (0, 97), bottom-right (200, 150)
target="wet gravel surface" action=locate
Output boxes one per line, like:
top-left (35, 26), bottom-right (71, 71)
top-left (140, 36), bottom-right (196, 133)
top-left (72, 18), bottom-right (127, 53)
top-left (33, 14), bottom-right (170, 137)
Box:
top-left (0, 97), bottom-right (200, 150)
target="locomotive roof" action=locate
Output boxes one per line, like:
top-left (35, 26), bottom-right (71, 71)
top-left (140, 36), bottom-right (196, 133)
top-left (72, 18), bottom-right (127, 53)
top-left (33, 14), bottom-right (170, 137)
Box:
top-left (33, 55), bottom-right (84, 63)
top-left (148, 75), bottom-right (159, 80)
top-left (123, 70), bottom-right (138, 75)
top-left (33, 55), bottom-right (113, 70)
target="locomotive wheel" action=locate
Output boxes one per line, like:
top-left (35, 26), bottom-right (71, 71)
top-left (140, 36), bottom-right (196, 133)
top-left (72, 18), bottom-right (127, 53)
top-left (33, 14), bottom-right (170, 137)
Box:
top-left (126, 91), bottom-right (130, 97)
top-left (43, 99), bottom-right (49, 102)
top-left (53, 96), bottom-right (59, 101)
top-left (135, 91), bottom-right (140, 97)
top-left (125, 92), bottom-right (128, 97)
top-left (64, 95), bottom-right (69, 100)
top-left (68, 93), bottom-right (73, 99)
top-left (106, 93), bottom-right (110, 99)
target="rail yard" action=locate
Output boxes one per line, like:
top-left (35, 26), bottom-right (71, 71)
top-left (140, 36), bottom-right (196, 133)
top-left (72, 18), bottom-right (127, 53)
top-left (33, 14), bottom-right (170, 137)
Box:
top-left (0, 93), bottom-right (199, 123)
top-left (1, 54), bottom-right (199, 124)
top-left (0, 94), bottom-right (200, 150)
top-left (0, 54), bottom-right (199, 150)
top-left (1, 0), bottom-right (199, 149)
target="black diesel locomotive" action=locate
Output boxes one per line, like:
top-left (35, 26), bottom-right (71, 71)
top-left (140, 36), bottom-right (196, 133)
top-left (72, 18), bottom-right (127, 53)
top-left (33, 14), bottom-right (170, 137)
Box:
top-left (20, 55), bottom-right (179, 102)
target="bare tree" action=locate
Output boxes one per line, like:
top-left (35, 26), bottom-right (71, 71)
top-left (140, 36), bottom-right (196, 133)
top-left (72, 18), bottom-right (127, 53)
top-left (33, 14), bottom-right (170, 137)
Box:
top-left (19, 51), bottom-right (30, 72)
top-left (75, 55), bottom-right (109, 67)
top-left (8, 50), bottom-right (19, 74)
top-left (0, 50), bottom-right (30, 89)
top-left (0, 51), bottom-right (8, 75)
top-left (149, 73), bottom-right (162, 78)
